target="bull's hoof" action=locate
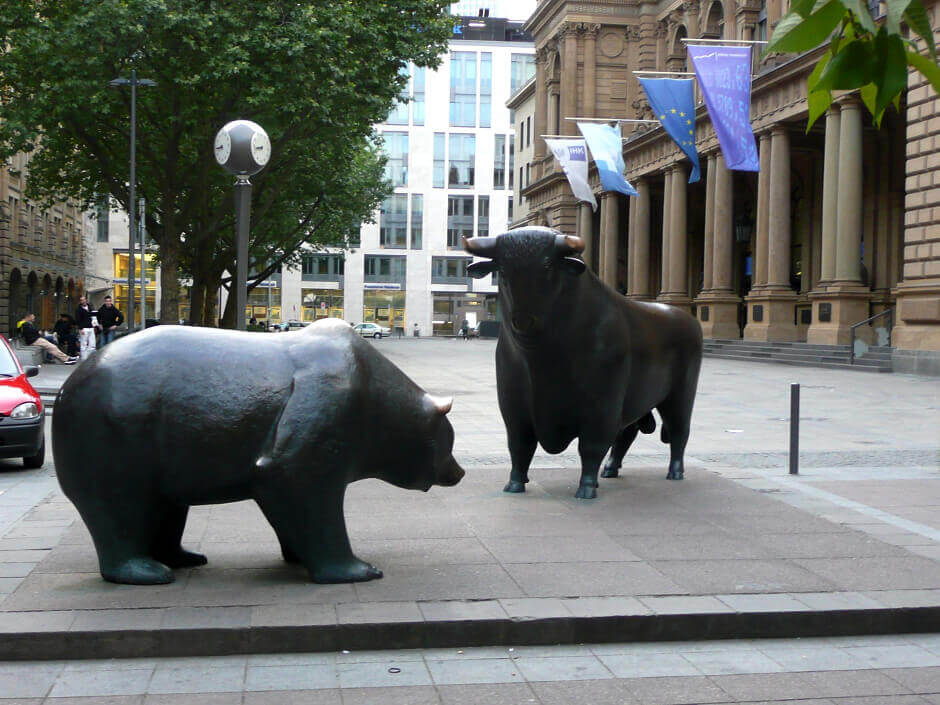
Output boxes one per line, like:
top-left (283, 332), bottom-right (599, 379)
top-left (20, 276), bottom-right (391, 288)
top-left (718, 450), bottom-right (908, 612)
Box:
top-left (156, 549), bottom-right (208, 568)
top-left (102, 557), bottom-right (174, 585)
top-left (575, 484), bottom-right (597, 499)
top-left (600, 464), bottom-right (620, 478)
top-left (310, 558), bottom-right (383, 584)
top-left (666, 466), bottom-right (684, 480)
top-left (281, 547), bottom-right (301, 564)
top-left (503, 480), bottom-right (527, 493)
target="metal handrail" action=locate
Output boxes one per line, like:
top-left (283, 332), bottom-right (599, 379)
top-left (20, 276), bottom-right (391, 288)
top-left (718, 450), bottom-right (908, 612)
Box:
top-left (849, 308), bottom-right (894, 364)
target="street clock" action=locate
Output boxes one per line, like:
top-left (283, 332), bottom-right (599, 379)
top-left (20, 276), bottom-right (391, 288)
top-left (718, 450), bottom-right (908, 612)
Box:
top-left (214, 120), bottom-right (271, 177)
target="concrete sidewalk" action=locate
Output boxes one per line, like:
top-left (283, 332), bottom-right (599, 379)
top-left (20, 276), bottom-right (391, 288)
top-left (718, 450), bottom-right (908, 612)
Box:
top-left (0, 338), bottom-right (937, 661)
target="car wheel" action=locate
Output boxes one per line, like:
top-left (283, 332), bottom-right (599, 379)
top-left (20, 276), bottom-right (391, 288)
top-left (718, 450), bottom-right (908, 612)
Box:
top-left (373, 332), bottom-right (381, 339)
top-left (23, 437), bottom-right (45, 469)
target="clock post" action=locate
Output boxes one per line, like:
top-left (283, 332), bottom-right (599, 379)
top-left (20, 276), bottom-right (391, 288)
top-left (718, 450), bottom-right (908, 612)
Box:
top-left (213, 120), bottom-right (271, 330)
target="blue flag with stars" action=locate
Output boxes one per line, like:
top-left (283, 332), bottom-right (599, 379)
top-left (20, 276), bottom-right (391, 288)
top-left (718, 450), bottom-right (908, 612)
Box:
top-left (639, 78), bottom-right (701, 183)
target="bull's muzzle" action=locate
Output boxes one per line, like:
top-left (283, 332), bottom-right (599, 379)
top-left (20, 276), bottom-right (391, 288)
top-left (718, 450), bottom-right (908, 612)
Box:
top-left (436, 457), bottom-right (465, 487)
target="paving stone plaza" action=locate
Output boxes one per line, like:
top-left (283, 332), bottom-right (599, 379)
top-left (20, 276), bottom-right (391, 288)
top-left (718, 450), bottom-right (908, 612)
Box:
top-left (0, 338), bottom-right (938, 702)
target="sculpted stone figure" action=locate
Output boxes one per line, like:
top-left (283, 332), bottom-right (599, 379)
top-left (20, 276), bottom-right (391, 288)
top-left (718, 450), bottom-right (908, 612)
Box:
top-left (52, 319), bottom-right (464, 585)
top-left (464, 227), bottom-right (702, 499)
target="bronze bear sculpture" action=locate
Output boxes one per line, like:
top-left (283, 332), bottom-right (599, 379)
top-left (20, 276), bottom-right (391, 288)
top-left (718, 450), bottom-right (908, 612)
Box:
top-left (52, 319), bottom-right (465, 585)
top-left (464, 227), bottom-right (702, 499)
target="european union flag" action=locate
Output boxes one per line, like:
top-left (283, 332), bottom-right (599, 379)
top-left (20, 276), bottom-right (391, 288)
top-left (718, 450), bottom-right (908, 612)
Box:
top-left (639, 78), bottom-right (701, 183)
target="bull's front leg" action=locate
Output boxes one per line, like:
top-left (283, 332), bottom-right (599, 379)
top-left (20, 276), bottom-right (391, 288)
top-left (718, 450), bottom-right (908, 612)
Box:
top-left (505, 430), bottom-right (537, 493)
top-left (575, 438), bottom-right (608, 499)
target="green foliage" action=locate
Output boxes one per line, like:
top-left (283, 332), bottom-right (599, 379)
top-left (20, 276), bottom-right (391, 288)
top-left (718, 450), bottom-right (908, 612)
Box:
top-left (766, 0), bottom-right (939, 129)
top-left (0, 0), bottom-right (452, 323)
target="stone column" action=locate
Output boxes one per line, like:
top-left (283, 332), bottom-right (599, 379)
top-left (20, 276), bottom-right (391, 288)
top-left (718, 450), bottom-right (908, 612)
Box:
top-left (562, 25), bottom-right (578, 136)
top-left (601, 192), bottom-right (619, 289)
top-left (835, 99), bottom-right (863, 284)
top-left (578, 201), bottom-right (595, 274)
top-left (702, 154), bottom-right (717, 293)
top-left (583, 25), bottom-right (598, 119)
top-left (669, 163), bottom-right (689, 299)
top-left (873, 135), bottom-right (891, 296)
top-left (819, 106), bottom-right (840, 284)
top-left (767, 126), bottom-right (791, 289)
top-left (534, 48), bottom-right (548, 165)
top-left (660, 168), bottom-right (673, 297)
top-left (753, 131), bottom-right (772, 289)
top-left (632, 178), bottom-right (652, 299)
top-left (627, 194), bottom-right (637, 295)
top-left (713, 153), bottom-right (734, 293)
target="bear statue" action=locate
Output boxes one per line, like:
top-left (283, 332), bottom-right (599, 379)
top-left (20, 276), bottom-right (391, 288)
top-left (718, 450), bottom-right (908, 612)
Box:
top-left (52, 318), bottom-right (465, 585)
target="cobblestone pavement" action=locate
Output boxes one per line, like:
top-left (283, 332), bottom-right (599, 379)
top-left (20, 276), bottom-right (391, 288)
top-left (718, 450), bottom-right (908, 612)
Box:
top-left (0, 634), bottom-right (937, 702)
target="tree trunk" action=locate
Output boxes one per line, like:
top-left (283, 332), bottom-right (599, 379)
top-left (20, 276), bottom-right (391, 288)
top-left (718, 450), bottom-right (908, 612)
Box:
top-left (189, 282), bottom-right (206, 327)
top-left (203, 277), bottom-right (220, 327)
top-left (159, 237), bottom-right (180, 324)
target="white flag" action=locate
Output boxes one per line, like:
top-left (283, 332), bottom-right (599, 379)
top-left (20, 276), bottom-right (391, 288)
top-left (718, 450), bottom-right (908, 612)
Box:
top-left (544, 138), bottom-right (598, 210)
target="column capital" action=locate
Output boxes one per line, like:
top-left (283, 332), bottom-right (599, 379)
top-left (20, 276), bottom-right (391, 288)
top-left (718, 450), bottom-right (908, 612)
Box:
top-left (835, 95), bottom-right (863, 111)
top-left (770, 124), bottom-right (790, 138)
top-left (578, 22), bottom-right (601, 38)
top-left (625, 25), bottom-right (642, 41)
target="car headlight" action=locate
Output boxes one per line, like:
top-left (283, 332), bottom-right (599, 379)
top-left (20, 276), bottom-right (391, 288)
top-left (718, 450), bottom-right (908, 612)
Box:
top-left (10, 402), bottom-right (39, 419)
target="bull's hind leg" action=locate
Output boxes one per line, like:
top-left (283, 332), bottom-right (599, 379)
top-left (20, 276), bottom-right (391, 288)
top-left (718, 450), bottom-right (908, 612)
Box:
top-left (504, 428), bottom-right (537, 494)
top-left (600, 424), bottom-right (640, 479)
top-left (658, 393), bottom-right (695, 481)
top-left (151, 503), bottom-right (207, 569)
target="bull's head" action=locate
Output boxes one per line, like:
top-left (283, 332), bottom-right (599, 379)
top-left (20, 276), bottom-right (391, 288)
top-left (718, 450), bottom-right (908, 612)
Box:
top-left (464, 227), bottom-right (585, 339)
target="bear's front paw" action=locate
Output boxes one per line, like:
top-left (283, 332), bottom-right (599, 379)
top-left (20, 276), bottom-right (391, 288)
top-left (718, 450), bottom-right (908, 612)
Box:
top-left (310, 557), bottom-right (383, 584)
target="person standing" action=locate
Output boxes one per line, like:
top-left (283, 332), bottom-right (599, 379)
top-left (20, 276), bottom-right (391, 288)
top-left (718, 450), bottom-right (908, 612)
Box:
top-left (18, 313), bottom-right (77, 364)
top-left (97, 295), bottom-right (124, 346)
top-left (52, 313), bottom-right (80, 357)
top-left (75, 296), bottom-right (97, 360)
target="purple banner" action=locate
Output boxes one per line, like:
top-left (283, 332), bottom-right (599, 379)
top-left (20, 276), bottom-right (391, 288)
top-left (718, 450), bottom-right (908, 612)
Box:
top-left (687, 45), bottom-right (759, 172)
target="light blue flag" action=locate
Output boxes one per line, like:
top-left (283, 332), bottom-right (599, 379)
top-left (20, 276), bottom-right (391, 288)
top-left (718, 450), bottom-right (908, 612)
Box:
top-left (577, 122), bottom-right (638, 197)
top-left (638, 78), bottom-right (701, 183)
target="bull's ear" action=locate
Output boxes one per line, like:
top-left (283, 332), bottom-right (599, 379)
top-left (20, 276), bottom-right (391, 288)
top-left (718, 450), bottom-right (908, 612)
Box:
top-left (467, 261), bottom-right (497, 279)
top-left (562, 257), bottom-right (586, 276)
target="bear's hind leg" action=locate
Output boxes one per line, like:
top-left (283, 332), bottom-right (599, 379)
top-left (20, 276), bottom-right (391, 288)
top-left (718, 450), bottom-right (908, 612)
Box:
top-left (151, 503), bottom-right (207, 569)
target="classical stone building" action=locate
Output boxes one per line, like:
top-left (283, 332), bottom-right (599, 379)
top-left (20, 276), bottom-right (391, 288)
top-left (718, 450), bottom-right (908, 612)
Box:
top-left (522, 0), bottom-right (939, 373)
top-left (0, 152), bottom-right (87, 338)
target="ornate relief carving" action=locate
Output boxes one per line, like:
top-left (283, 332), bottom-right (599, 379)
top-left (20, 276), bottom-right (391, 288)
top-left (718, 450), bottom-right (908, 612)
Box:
top-left (656, 20), bottom-right (669, 38)
top-left (682, 0), bottom-right (700, 16)
top-left (624, 25), bottom-right (642, 41)
top-left (578, 22), bottom-right (602, 38)
top-left (599, 31), bottom-right (625, 57)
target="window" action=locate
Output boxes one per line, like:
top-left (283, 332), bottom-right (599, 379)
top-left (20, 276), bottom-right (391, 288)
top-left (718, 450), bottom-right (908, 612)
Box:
top-left (757, 0), bottom-right (767, 42)
top-left (386, 65), bottom-right (410, 125)
top-left (433, 133), bottom-right (446, 188)
top-left (494, 135), bottom-right (506, 189)
top-left (301, 254), bottom-right (344, 278)
top-left (510, 53), bottom-right (536, 94)
top-left (508, 196), bottom-right (514, 223)
top-left (450, 51), bottom-right (477, 127)
top-left (382, 132), bottom-right (408, 187)
top-left (518, 121), bottom-right (524, 149)
top-left (447, 196), bottom-right (474, 248)
top-left (448, 134), bottom-right (475, 188)
top-left (478, 196), bottom-right (489, 238)
top-left (526, 117), bottom-right (531, 147)
top-left (96, 197), bottom-right (109, 242)
top-left (413, 66), bottom-right (426, 126)
top-left (432, 257), bottom-right (470, 282)
top-left (508, 140), bottom-right (515, 188)
top-left (410, 194), bottom-right (423, 249)
top-left (519, 166), bottom-right (524, 192)
top-left (364, 255), bottom-right (407, 282)
top-left (302, 289), bottom-right (344, 321)
top-left (480, 52), bottom-right (492, 128)
top-left (379, 195), bottom-right (408, 248)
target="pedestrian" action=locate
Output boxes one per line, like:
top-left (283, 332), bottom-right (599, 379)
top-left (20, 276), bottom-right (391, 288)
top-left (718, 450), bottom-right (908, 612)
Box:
top-left (52, 313), bottom-right (80, 357)
top-left (75, 295), bottom-right (97, 360)
top-left (460, 318), bottom-right (470, 341)
top-left (413, 323), bottom-right (420, 337)
top-left (97, 295), bottom-right (124, 346)
top-left (17, 313), bottom-right (77, 364)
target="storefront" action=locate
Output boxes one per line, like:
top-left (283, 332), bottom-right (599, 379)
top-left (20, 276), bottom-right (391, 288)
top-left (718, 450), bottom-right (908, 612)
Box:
top-left (246, 283), bottom-right (281, 326)
top-left (431, 292), bottom-right (497, 336)
top-left (363, 287), bottom-right (405, 331)
top-left (112, 253), bottom-right (157, 324)
top-left (302, 288), bottom-right (344, 322)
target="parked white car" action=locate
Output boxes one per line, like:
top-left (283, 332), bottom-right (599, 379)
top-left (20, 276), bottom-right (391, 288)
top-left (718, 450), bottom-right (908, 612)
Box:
top-left (352, 323), bottom-right (390, 339)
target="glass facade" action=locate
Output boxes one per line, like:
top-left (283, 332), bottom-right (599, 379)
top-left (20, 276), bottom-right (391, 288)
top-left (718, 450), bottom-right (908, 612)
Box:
top-left (386, 65), bottom-right (410, 125)
top-left (448, 134), bottom-right (475, 188)
top-left (479, 52), bottom-right (492, 128)
top-left (433, 133), bottom-right (446, 188)
top-left (432, 292), bottom-right (497, 336)
top-left (413, 66), bottom-right (426, 126)
top-left (447, 196), bottom-right (474, 249)
top-left (302, 288), bottom-right (344, 321)
top-left (363, 289), bottom-right (405, 329)
top-left (432, 256), bottom-right (470, 282)
top-left (364, 255), bottom-right (407, 284)
top-left (382, 132), bottom-right (408, 187)
top-left (301, 253), bottom-right (344, 278)
top-left (379, 195), bottom-right (408, 248)
top-left (410, 194), bottom-right (423, 249)
top-left (112, 253), bottom-right (156, 324)
top-left (510, 53), bottom-right (535, 94)
top-left (494, 135), bottom-right (506, 189)
top-left (449, 52), bottom-right (477, 127)
top-left (246, 285), bottom-right (281, 325)
top-left (478, 196), bottom-right (489, 238)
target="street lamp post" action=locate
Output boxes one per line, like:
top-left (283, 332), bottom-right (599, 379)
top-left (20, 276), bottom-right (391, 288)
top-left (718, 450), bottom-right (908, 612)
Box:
top-left (139, 197), bottom-right (147, 327)
top-left (110, 70), bottom-right (156, 333)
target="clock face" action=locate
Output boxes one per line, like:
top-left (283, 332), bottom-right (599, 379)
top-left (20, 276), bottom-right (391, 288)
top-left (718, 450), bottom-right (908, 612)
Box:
top-left (251, 130), bottom-right (271, 167)
top-left (214, 129), bottom-right (231, 166)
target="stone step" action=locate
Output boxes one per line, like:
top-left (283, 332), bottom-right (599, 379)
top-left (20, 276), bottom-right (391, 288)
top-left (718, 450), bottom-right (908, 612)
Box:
top-left (705, 351), bottom-right (892, 372)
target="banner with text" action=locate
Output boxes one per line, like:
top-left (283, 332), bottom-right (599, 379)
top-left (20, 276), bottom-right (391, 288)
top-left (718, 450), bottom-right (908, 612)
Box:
top-left (545, 138), bottom-right (598, 210)
top-left (687, 45), bottom-right (759, 172)
top-left (577, 122), bottom-right (638, 196)
top-left (638, 77), bottom-right (701, 183)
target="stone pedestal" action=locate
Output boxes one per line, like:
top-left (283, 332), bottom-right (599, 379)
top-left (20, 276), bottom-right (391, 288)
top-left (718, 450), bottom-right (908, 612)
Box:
top-left (743, 290), bottom-right (799, 341)
top-left (805, 285), bottom-right (870, 345)
top-left (656, 292), bottom-right (692, 314)
top-left (695, 293), bottom-right (741, 339)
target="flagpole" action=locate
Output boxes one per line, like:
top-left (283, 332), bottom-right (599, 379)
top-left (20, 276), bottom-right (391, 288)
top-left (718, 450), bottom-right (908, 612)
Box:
top-left (566, 117), bottom-right (659, 123)
top-left (680, 38), bottom-right (768, 44)
top-left (632, 70), bottom-right (696, 76)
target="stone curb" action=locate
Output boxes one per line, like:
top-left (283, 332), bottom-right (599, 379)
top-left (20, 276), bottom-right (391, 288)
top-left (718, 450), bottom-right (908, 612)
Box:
top-left (1, 605), bottom-right (938, 661)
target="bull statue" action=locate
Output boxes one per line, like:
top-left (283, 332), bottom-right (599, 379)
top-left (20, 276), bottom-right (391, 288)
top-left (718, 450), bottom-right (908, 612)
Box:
top-left (52, 319), bottom-right (465, 585)
top-left (464, 227), bottom-right (702, 499)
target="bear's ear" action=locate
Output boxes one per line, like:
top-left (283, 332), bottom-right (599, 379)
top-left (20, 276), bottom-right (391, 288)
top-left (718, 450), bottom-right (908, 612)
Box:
top-left (467, 261), bottom-right (497, 279)
top-left (562, 256), bottom-right (586, 276)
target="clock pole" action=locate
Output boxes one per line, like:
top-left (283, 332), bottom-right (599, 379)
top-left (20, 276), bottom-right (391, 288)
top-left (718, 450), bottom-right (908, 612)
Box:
top-left (234, 176), bottom-right (251, 331)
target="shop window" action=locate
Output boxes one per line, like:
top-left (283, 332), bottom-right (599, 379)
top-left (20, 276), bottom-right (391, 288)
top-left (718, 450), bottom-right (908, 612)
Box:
top-left (363, 289), bottom-right (406, 328)
top-left (302, 288), bottom-right (344, 321)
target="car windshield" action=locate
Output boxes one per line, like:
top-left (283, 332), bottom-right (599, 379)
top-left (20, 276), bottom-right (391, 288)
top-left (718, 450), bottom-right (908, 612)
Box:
top-left (0, 342), bottom-right (20, 377)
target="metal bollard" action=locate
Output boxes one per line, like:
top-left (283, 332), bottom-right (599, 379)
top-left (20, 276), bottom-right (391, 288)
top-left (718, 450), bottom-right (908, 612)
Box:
top-left (789, 383), bottom-right (800, 475)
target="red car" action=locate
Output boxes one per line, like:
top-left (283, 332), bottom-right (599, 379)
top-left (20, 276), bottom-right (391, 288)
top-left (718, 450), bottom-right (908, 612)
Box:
top-left (0, 335), bottom-right (45, 468)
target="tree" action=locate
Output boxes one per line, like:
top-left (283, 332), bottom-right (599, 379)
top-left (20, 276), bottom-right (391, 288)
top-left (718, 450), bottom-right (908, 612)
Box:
top-left (766, 0), bottom-right (939, 128)
top-left (0, 0), bottom-right (452, 324)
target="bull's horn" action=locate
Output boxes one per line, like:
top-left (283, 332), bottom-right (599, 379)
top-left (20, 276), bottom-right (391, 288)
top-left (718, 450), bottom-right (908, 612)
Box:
top-left (555, 234), bottom-right (585, 254)
top-left (463, 236), bottom-right (499, 258)
top-left (426, 394), bottom-right (453, 415)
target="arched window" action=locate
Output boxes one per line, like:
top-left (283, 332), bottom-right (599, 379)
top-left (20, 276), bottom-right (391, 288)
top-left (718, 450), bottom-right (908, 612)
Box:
top-left (704, 1), bottom-right (724, 38)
